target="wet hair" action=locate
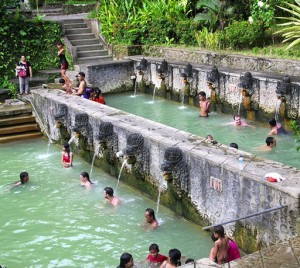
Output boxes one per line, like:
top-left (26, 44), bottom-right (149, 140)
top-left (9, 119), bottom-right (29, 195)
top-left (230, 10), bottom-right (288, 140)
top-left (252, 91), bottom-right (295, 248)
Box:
top-left (145, 208), bottom-right (156, 220)
top-left (214, 225), bottom-right (225, 237)
top-left (233, 114), bottom-right (241, 120)
top-left (269, 118), bottom-right (277, 127)
top-left (20, 172), bottom-right (29, 184)
top-left (266, 137), bottom-right (275, 146)
top-left (80, 172), bottom-right (93, 184)
top-left (117, 252), bottom-right (132, 268)
top-left (104, 186), bottom-right (114, 197)
top-left (149, 243), bottom-right (159, 252)
top-left (198, 91), bottom-right (206, 97)
top-left (185, 258), bottom-right (194, 264)
top-left (169, 248), bottom-right (181, 266)
top-left (59, 78), bottom-right (65, 84)
top-left (93, 87), bottom-right (101, 98)
top-left (211, 233), bottom-right (218, 242)
top-left (206, 134), bottom-right (213, 140)
top-left (230, 143), bottom-right (239, 149)
top-left (63, 143), bottom-right (70, 157)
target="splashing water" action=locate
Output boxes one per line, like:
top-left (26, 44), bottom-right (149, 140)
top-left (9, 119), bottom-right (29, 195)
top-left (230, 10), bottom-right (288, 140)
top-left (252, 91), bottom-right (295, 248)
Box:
top-left (275, 98), bottom-right (281, 121)
top-left (89, 152), bottom-right (97, 178)
top-left (156, 179), bottom-right (163, 214)
top-left (152, 87), bottom-right (156, 102)
top-left (238, 92), bottom-right (243, 115)
top-left (115, 158), bottom-right (127, 193)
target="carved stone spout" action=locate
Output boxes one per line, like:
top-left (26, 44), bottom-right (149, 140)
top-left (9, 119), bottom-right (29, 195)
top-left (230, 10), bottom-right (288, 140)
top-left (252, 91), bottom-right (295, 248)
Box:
top-left (54, 104), bottom-right (68, 128)
top-left (160, 147), bottom-right (189, 196)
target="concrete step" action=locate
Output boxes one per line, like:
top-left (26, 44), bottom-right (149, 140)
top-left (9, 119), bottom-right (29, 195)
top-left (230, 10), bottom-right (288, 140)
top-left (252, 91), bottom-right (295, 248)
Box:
top-left (77, 50), bottom-right (109, 58)
top-left (70, 38), bottom-right (100, 46)
top-left (0, 132), bottom-right (43, 144)
top-left (63, 19), bottom-right (84, 24)
top-left (0, 115), bottom-right (36, 127)
top-left (0, 105), bottom-right (32, 118)
top-left (66, 33), bottom-right (95, 40)
top-left (76, 44), bottom-right (104, 51)
top-left (78, 55), bottom-right (113, 64)
top-left (65, 27), bottom-right (91, 35)
top-left (0, 123), bottom-right (40, 135)
top-left (64, 23), bottom-right (87, 29)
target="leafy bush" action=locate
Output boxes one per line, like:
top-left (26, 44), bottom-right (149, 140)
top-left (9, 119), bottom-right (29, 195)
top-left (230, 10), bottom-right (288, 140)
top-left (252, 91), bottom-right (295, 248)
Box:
top-left (195, 27), bottom-right (221, 49)
top-left (224, 20), bottom-right (265, 48)
top-left (95, 0), bottom-right (195, 46)
top-left (0, 17), bottom-right (62, 88)
top-left (28, 0), bottom-right (45, 9)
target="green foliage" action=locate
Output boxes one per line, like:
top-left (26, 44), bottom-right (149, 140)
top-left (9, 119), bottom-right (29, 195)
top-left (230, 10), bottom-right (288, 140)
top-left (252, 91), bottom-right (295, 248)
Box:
top-left (290, 120), bottom-right (300, 151)
top-left (195, 27), bottom-right (221, 49)
top-left (194, 0), bottom-right (234, 31)
top-left (0, 17), bottom-right (62, 89)
top-left (28, 0), bottom-right (45, 9)
top-left (0, 76), bottom-right (18, 98)
top-left (96, 0), bottom-right (196, 46)
top-left (223, 20), bottom-right (265, 49)
top-left (275, 0), bottom-right (300, 50)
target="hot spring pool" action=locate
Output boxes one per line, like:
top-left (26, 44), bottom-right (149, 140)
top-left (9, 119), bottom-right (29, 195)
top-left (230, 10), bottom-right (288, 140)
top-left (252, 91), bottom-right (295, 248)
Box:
top-left (105, 92), bottom-right (299, 169)
top-left (0, 138), bottom-right (212, 267)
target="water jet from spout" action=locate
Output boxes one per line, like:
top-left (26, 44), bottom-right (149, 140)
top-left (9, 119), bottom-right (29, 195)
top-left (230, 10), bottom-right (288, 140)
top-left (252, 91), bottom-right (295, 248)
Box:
top-left (275, 98), bottom-right (281, 121)
top-left (116, 158), bottom-right (127, 193)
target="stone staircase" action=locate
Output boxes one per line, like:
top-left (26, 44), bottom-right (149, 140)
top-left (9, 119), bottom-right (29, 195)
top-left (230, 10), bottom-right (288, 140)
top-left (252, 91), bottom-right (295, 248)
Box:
top-left (32, 4), bottom-right (63, 17)
top-left (0, 103), bottom-right (42, 143)
top-left (63, 19), bottom-right (112, 64)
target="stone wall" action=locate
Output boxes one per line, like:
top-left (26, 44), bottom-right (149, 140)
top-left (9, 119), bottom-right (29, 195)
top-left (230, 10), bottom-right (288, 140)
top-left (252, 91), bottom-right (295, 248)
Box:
top-left (83, 60), bottom-right (135, 93)
top-left (144, 47), bottom-right (300, 76)
top-left (31, 89), bottom-right (300, 252)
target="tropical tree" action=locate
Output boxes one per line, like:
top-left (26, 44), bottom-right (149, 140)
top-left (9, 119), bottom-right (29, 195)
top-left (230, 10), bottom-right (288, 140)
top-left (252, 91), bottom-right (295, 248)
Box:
top-left (194, 0), bottom-right (234, 31)
top-left (275, 0), bottom-right (300, 49)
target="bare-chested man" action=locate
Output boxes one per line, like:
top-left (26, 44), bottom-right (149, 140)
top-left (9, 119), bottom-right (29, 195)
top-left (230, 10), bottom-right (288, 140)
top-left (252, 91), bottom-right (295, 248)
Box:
top-left (104, 186), bottom-right (120, 206)
top-left (199, 91), bottom-right (210, 117)
top-left (209, 225), bottom-right (229, 265)
top-left (144, 208), bottom-right (159, 229)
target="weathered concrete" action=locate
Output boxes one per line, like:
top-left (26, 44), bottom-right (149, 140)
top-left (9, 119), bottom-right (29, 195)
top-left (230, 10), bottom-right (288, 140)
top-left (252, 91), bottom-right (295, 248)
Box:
top-left (81, 56), bottom-right (300, 124)
top-left (30, 88), bottom-right (300, 252)
top-left (84, 60), bottom-right (135, 93)
top-left (144, 46), bottom-right (300, 76)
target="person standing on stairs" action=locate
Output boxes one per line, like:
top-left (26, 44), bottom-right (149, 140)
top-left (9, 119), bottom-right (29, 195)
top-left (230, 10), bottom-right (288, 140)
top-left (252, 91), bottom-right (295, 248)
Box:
top-left (16, 55), bottom-right (32, 95)
top-left (56, 41), bottom-right (72, 86)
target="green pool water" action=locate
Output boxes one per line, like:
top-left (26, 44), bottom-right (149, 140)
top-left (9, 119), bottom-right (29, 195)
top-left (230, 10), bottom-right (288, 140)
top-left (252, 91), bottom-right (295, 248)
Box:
top-left (105, 92), bottom-right (299, 169)
top-left (0, 139), bottom-right (212, 267)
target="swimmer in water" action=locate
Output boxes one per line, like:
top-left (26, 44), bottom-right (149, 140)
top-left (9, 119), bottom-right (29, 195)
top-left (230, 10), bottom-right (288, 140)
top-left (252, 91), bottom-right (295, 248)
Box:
top-left (61, 143), bottom-right (73, 168)
top-left (80, 172), bottom-right (93, 189)
top-left (103, 186), bottom-right (121, 206)
top-left (144, 208), bottom-right (159, 229)
top-left (198, 91), bottom-right (210, 117)
top-left (11, 172), bottom-right (29, 188)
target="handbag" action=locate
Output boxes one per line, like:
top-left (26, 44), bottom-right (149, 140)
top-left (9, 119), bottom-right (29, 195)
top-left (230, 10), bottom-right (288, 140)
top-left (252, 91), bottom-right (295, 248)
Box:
top-left (18, 69), bottom-right (27, 78)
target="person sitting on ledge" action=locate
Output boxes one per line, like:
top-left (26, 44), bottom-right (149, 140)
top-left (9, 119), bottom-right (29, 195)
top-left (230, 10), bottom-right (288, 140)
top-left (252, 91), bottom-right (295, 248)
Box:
top-left (72, 72), bottom-right (89, 99)
top-left (59, 78), bottom-right (72, 94)
top-left (268, 118), bottom-right (287, 135)
top-left (90, 87), bottom-right (105, 104)
top-left (103, 186), bottom-right (120, 206)
top-left (144, 208), bottom-right (159, 229)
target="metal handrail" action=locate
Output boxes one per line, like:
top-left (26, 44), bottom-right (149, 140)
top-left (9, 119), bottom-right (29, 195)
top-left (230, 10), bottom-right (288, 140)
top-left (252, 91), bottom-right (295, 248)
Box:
top-left (202, 205), bottom-right (287, 230)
